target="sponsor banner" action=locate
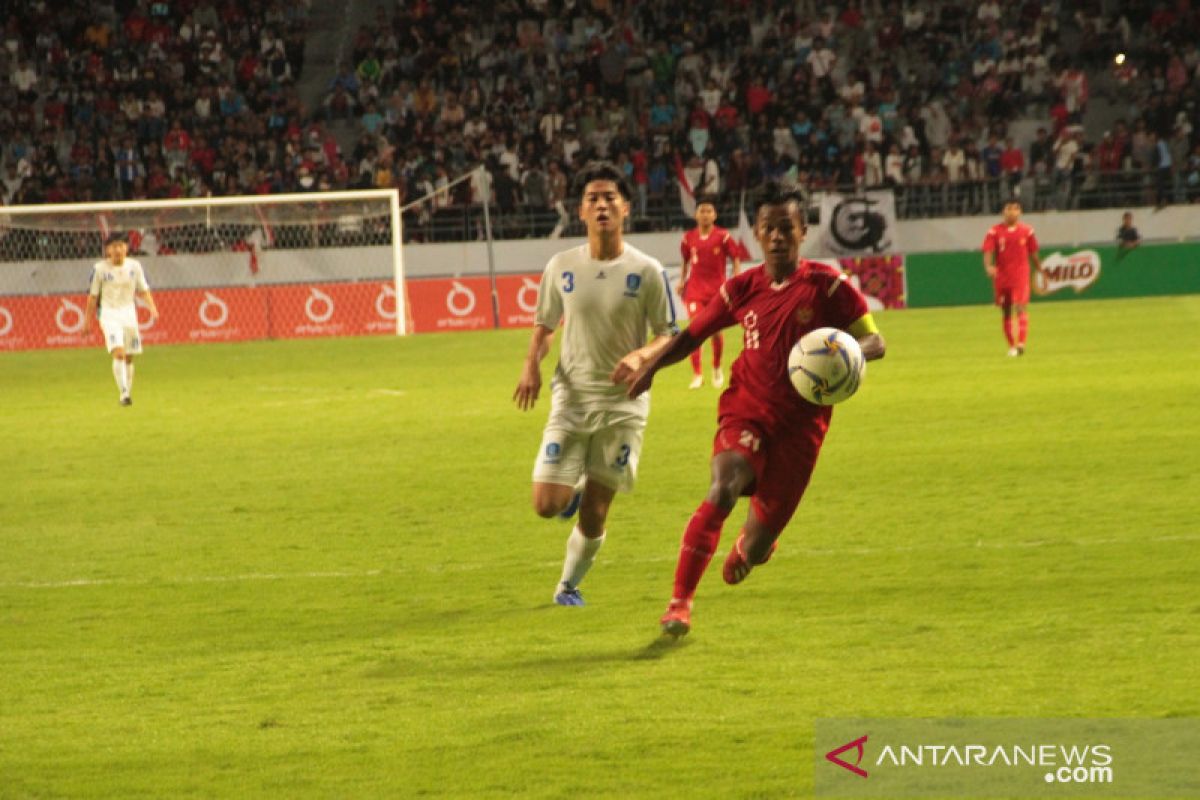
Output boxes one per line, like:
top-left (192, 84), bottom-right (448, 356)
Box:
top-left (809, 256), bottom-right (907, 311)
top-left (1034, 250), bottom-right (1101, 296)
top-left (496, 274), bottom-right (542, 328)
top-left (268, 282), bottom-right (398, 338)
top-left (820, 191), bottom-right (900, 256)
top-left (146, 287), bottom-right (269, 344)
top-left (906, 242), bottom-right (1200, 308)
top-left (0, 295), bottom-right (92, 350)
top-left (816, 718), bottom-right (1200, 798)
top-left (406, 276), bottom-right (493, 333)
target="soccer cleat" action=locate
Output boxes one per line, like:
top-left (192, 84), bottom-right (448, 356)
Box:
top-left (660, 599), bottom-right (692, 636)
top-left (689, 374), bottom-right (703, 389)
top-left (722, 534), bottom-right (777, 585)
top-left (712, 367), bottom-right (725, 388)
top-left (554, 583), bottom-right (585, 606)
top-left (119, 395), bottom-right (132, 406)
top-left (1007, 346), bottom-right (1020, 357)
top-left (1016, 345), bottom-right (1025, 356)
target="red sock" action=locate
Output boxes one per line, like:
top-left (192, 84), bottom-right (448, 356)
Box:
top-left (1017, 312), bottom-right (1028, 345)
top-left (1002, 315), bottom-right (1015, 346)
top-left (672, 500), bottom-right (730, 602)
top-left (689, 347), bottom-right (702, 376)
top-left (711, 332), bottom-right (723, 368)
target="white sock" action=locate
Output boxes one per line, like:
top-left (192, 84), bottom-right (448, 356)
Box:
top-left (125, 362), bottom-right (134, 394)
top-left (112, 359), bottom-right (128, 395)
top-left (559, 525), bottom-right (605, 590)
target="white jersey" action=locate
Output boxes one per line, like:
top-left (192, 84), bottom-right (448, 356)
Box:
top-left (89, 257), bottom-right (149, 322)
top-left (536, 243), bottom-right (678, 418)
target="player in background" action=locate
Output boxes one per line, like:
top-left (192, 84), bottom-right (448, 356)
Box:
top-left (83, 232), bottom-right (159, 406)
top-left (680, 197), bottom-right (741, 389)
top-left (982, 199), bottom-right (1043, 356)
top-left (615, 183), bottom-right (886, 636)
top-left (514, 161), bottom-right (679, 606)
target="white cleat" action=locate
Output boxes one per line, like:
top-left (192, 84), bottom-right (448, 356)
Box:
top-left (1007, 347), bottom-right (1020, 357)
top-left (689, 375), bottom-right (703, 389)
top-left (712, 367), bottom-right (725, 388)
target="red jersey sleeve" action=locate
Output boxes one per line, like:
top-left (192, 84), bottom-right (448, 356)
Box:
top-left (982, 226), bottom-right (997, 253)
top-left (687, 273), bottom-right (741, 340)
top-left (821, 269), bottom-right (871, 330)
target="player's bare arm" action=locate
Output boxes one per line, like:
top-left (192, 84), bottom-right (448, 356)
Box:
top-left (983, 250), bottom-right (997, 279)
top-left (137, 289), bottom-right (159, 320)
top-left (619, 328), bottom-right (701, 398)
top-left (83, 294), bottom-right (99, 335)
top-left (731, 256), bottom-right (742, 276)
top-left (514, 324), bottom-right (555, 411)
top-left (610, 333), bottom-right (675, 385)
top-left (848, 314), bottom-right (886, 361)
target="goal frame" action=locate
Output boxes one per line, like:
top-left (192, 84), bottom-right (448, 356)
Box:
top-left (0, 189), bottom-right (409, 335)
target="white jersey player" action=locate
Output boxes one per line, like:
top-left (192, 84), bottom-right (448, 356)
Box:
top-left (514, 161), bottom-right (679, 606)
top-left (83, 233), bottom-right (159, 406)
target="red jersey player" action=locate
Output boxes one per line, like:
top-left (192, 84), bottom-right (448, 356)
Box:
top-left (615, 183), bottom-right (887, 636)
top-left (982, 199), bottom-right (1043, 356)
top-left (680, 198), bottom-right (741, 388)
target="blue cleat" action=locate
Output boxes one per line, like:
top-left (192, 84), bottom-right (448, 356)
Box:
top-left (553, 583), bottom-right (585, 606)
top-left (558, 489), bottom-right (583, 520)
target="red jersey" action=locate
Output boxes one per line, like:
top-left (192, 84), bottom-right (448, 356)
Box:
top-left (681, 225), bottom-right (738, 302)
top-left (689, 261), bottom-right (871, 435)
top-left (982, 222), bottom-right (1038, 287)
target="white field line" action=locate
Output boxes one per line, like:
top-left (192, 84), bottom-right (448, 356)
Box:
top-left (2, 534), bottom-right (1196, 591)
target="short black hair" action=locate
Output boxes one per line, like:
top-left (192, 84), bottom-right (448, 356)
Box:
top-left (695, 194), bottom-right (718, 209)
top-left (1003, 197), bottom-right (1022, 208)
top-left (754, 181), bottom-right (805, 217)
top-left (104, 231), bottom-right (128, 246)
top-left (572, 160), bottom-right (632, 201)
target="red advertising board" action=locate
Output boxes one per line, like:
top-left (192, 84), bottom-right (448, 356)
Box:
top-left (0, 275), bottom-right (548, 351)
top-left (495, 274), bottom-right (541, 329)
top-left (405, 276), bottom-right (493, 333)
top-left (267, 282), bottom-right (399, 338)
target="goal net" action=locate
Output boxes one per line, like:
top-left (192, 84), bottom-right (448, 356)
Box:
top-left (0, 189), bottom-right (406, 351)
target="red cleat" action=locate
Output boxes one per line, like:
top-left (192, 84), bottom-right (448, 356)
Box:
top-left (722, 534), bottom-right (777, 585)
top-left (660, 599), bottom-right (692, 637)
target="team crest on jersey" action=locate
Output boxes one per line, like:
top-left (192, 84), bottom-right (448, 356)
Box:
top-left (794, 307), bottom-right (814, 324)
top-left (623, 274), bottom-right (641, 297)
top-left (712, 246), bottom-right (721, 254)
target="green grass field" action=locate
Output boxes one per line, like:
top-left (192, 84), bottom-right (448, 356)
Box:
top-left (2, 296), bottom-right (1198, 799)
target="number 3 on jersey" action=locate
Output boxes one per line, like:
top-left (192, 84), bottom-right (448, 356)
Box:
top-left (562, 271), bottom-right (575, 293)
top-left (614, 443), bottom-right (631, 468)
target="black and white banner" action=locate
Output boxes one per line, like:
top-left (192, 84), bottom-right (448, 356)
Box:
top-left (819, 191), bottom-right (899, 256)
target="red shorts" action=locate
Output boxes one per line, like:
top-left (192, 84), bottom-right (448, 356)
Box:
top-left (713, 416), bottom-right (826, 533)
top-left (994, 282), bottom-right (1029, 306)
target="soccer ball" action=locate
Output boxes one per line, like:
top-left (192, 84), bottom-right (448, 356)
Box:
top-left (787, 327), bottom-right (865, 405)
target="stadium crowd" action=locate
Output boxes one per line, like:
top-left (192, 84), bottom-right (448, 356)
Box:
top-left (3, 0), bottom-right (1200, 238)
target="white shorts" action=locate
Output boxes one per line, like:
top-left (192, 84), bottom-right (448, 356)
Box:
top-left (99, 313), bottom-right (143, 355)
top-left (532, 403), bottom-right (647, 493)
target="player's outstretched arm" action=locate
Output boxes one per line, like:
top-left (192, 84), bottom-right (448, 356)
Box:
top-left (857, 332), bottom-right (886, 361)
top-left (83, 294), bottom-right (98, 336)
top-left (848, 314), bottom-right (886, 361)
top-left (617, 329), bottom-right (700, 399)
top-left (137, 289), bottom-right (159, 320)
top-left (514, 325), bottom-right (554, 411)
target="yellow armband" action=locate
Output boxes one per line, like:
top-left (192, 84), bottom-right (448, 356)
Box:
top-left (848, 313), bottom-right (879, 338)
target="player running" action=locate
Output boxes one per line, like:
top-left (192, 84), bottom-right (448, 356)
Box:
top-left (83, 232), bottom-right (159, 406)
top-left (679, 197), bottom-right (741, 388)
top-left (982, 199), bottom-right (1043, 356)
top-left (514, 161), bottom-right (678, 607)
top-left (615, 182), bottom-right (886, 636)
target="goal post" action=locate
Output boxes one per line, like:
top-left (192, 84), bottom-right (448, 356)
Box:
top-left (0, 189), bottom-right (408, 350)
